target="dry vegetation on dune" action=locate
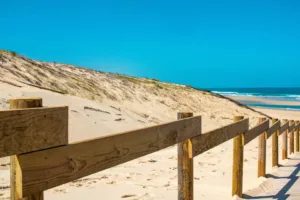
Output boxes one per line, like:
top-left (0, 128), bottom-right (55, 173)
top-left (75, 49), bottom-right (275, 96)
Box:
top-left (0, 50), bottom-right (264, 125)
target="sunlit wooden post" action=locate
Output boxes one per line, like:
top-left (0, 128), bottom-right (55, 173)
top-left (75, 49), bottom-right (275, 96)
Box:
top-left (232, 116), bottom-right (244, 197)
top-left (10, 98), bottom-right (44, 200)
top-left (258, 118), bottom-right (267, 177)
top-left (272, 118), bottom-right (279, 167)
top-left (178, 112), bottom-right (194, 200)
top-left (282, 119), bottom-right (288, 160)
top-left (296, 121), bottom-right (300, 152)
top-left (289, 120), bottom-right (295, 155)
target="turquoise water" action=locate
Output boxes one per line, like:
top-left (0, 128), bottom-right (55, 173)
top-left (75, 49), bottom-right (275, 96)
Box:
top-left (208, 88), bottom-right (300, 110)
top-left (239, 101), bottom-right (300, 111)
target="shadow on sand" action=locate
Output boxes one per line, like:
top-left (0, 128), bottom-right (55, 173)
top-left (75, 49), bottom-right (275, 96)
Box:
top-left (243, 163), bottom-right (300, 200)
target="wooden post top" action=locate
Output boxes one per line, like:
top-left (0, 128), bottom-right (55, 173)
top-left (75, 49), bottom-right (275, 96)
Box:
top-left (259, 117), bottom-right (267, 123)
top-left (10, 98), bottom-right (43, 109)
top-left (9, 97), bottom-right (42, 100)
top-left (272, 118), bottom-right (278, 123)
top-left (234, 116), bottom-right (244, 122)
top-left (177, 112), bottom-right (193, 119)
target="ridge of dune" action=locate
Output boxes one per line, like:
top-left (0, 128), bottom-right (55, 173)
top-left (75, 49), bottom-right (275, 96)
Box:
top-left (0, 50), bottom-right (264, 126)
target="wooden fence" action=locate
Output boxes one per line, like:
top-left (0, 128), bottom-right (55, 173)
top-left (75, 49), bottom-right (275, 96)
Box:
top-left (1, 97), bottom-right (299, 200)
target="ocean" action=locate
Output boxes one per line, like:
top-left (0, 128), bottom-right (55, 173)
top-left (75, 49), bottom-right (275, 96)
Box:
top-left (209, 88), bottom-right (300, 111)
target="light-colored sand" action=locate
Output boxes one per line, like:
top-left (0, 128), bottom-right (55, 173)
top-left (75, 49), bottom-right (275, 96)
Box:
top-left (231, 96), bottom-right (300, 106)
top-left (0, 51), bottom-right (299, 199)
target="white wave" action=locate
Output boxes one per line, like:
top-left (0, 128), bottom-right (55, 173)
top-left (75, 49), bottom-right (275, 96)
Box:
top-left (286, 108), bottom-right (300, 111)
top-left (212, 91), bottom-right (238, 94)
top-left (212, 91), bottom-right (256, 97)
top-left (211, 91), bottom-right (300, 101)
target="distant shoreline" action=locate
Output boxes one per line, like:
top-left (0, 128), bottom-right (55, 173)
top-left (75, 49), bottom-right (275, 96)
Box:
top-left (229, 96), bottom-right (300, 111)
top-left (231, 96), bottom-right (300, 106)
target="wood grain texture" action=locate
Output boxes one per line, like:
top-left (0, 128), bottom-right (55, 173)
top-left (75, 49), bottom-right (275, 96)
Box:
top-left (27, 193), bottom-right (44, 200)
top-left (10, 155), bottom-right (22, 200)
top-left (10, 98), bottom-right (44, 200)
top-left (295, 122), bottom-right (300, 130)
top-left (267, 120), bottom-right (280, 138)
top-left (282, 120), bottom-right (288, 160)
top-left (192, 119), bottom-right (249, 157)
top-left (280, 121), bottom-right (289, 135)
top-left (0, 107), bottom-right (68, 157)
top-left (289, 121), bottom-right (295, 132)
top-left (177, 113), bottom-right (195, 200)
top-left (257, 118), bottom-right (267, 178)
top-left (10, 98), bottom-right (42, 109)
top-left (19, 116), bottom-right (201, 196)
top-left (289, 120), bottom-right (295, 155)
top-left (232, 116), bottom-right (245, 197)
top-left (272, 119), bottom-right (279, 167)
top-left (244, 120), bottom-right (269, 145)
top-left (296, 121), bottom-right (300, 152)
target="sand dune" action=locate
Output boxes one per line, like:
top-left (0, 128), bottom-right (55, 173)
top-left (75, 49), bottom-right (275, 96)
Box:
top-left (0, 50), bottom-right (299, 199)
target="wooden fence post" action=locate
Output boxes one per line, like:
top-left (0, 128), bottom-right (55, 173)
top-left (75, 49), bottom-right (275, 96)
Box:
top-left (272, 118), bottom-right (279, 167)
top-left (10, 98), bottom-right (44, 200)
top-left (232, 116), bottom-right (244, 197)
top-left (296, 121), bottom-right (300, 152)
top-left (282, 119), bottom-right (288, 160)
top-left (178, 112), bottom-right (194, 200)
top-left (258, 118), bottom-right (267, 177)
top-left (290, 120), bottom-right (294, 155)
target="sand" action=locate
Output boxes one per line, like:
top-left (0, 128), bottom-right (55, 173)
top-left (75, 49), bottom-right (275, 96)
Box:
top-left (0, 51), bottom-right (299, 199)
top-left (231, 96), bottom-right (300, 106)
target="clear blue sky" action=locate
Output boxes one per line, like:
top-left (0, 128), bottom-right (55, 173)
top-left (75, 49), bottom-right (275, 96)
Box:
top-left (1, 0), bottom-right (300, 88)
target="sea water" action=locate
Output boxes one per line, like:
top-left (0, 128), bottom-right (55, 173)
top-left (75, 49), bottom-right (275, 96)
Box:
top-left (208, 88), bottom-right (300, 111)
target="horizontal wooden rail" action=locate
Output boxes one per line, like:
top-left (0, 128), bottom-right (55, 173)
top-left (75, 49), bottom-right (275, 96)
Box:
top-left (0, 106), bottom-right (68, 157)
top-left (191, 119), bottom-right (249, 157)
top-left (295, 122), bottom-right (300, 130)
top-left (244, 120), bottom-right (269, 145)
top-left (18, 116), bottom-right (201, 196)
top-left (267, 120), bottom-right (280, 138)
top-left (289, 122), bottom-right (295, 132)
top-left (280, 121), bottom-right (289, 134)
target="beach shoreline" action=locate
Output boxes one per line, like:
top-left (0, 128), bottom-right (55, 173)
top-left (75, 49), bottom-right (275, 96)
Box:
top-left (230, 95), bottom-right (300, 106)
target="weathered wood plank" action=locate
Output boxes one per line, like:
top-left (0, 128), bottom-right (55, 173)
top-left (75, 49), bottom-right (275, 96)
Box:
top-left (192, 119), bottom-right (249, 157)
top-left (10, 97), bottom-right (48, 200)
top-left (289, 122), bottom-right (295, 132)
top-left (267, 120), bottom-right (280, 138)
top-left (11, 155), bottom-right (22, 200)
top-left (0, 106), bottom-right (68, 157)
top-left (282, 120), bottom-right (288, 160)
top-left (232, 116), bottom-right (245, 197)
top-left (19, 116), bottom-right (202, 196)
top-left (244, 120), bottom-right (269, 145)
top-left (289, 120), bottom-right (295, 155)
top-left (272, 119), bottom-right (279, 167)
top-left (257, 118), bottom-right (267, 178)
top-left (280, 121), bottom-right (289, 134)
top-left (27, 192), bottom-right (44, 200)
top-left (178, 113), bottom-right (196, 200)
top-left (295, 122), bottom-right (300, 130)
top-left (296, 121), bottom-right (300, 152)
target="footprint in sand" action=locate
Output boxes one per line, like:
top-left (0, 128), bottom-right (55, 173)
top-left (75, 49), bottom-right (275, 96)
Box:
top-left (53, 188), bottom-right (68, 194)
top-left (107, 181), bottom-right (116, 184)
top-left (121, 194), bottom-right (136, 198)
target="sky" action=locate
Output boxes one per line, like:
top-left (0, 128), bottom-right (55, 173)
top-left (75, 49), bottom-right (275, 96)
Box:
top-left (1, 0), bottom-right (300, 88)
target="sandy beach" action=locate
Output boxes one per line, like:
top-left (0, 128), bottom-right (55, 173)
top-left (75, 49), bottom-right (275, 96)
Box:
top-left (231, 96), bottom-right (300, 106)
top-left (0, 52), bottom-right (300, 199)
